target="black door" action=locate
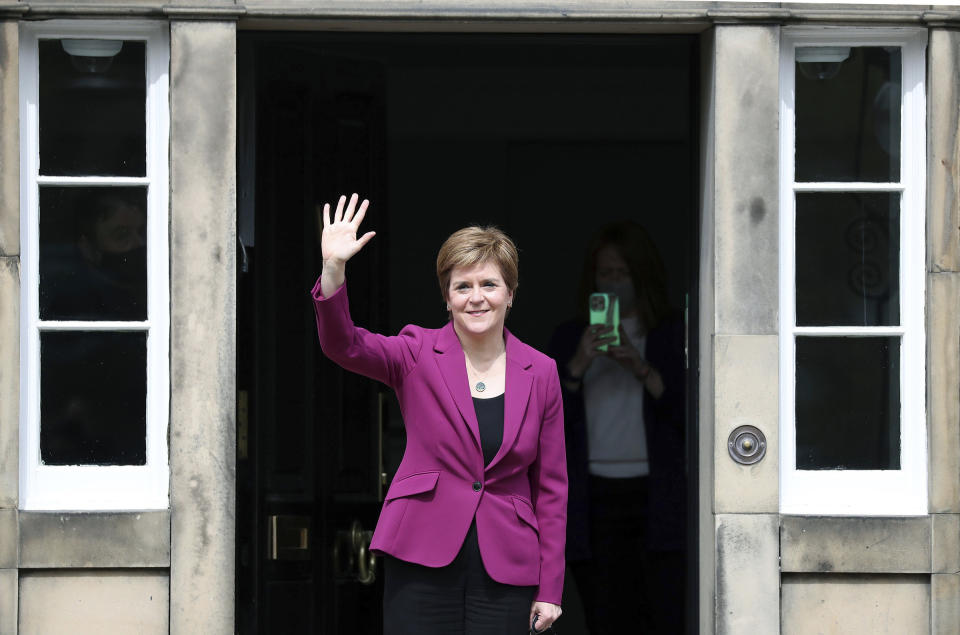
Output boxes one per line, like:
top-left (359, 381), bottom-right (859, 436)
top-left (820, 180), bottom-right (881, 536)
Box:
top-left (237, 41), bottom-right (390, 634)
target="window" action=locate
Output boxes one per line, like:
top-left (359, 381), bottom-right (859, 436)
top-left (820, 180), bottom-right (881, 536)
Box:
top-left (20, 21), bottom-right (169, 510)
top-left (779, 28), bottom-right (927, 515)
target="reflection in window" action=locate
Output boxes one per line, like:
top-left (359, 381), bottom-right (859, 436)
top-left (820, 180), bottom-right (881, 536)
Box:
top-left (39, 187), bottom-right (148, 321)
top-left (796, 337), bottom-right (900, 470)
top-left (39, 39), bottom-right (146, 177)
top-left (795, 192), bottom-right (899, 326)
top-left (40, 331), bottom-right (147, 465)
top-left (795, 46), bottom-right (901, 183)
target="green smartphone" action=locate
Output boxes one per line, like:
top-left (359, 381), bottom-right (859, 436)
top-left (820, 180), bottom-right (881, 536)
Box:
top-left (589, 292), bottom-right (620, 351)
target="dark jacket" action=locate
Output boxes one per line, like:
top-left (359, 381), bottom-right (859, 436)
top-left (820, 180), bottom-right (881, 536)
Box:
top-left (548, 317), bottom-right (687, 559)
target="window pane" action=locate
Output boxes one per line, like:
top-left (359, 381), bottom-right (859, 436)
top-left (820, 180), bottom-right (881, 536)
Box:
top-left (796, 337), bottom-right (900, 470)
top-left (39, 39), bottom-right (146, 176)
top-left (795, 46), bottom-right (900, 182)
top-left (40, 331), bottom-right (147, 465)
top-left (796, 192), bottom-right (899, 326)
top-left (39, 187), bottom-right (147, 321)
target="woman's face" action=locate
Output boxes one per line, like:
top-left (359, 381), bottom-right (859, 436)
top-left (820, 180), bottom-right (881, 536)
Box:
top-left (594, 244), bottom-right (631, 289)
top-left (446, 260), bottom-right (513, 340)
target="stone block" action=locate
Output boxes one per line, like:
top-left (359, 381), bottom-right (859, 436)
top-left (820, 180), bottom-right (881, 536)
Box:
top-left (714, 25), bottom-right (780, 335)
top-left (698, 334), bottom-right (717, 635)
top-left (0, 510), bottom-right (14, 569)
top-left (0, 258), bottom-right (17, 508)
top-left (928, 29), bottom-right (960, 273)
top-left (929, 272), bottom-right (960, 513)
top-left (18, 570), bottom-right (168, 635)
top-left (34, 0), bottom-right (165, 4)
top-left (0, 22), bottom-right (17, 258)
top-left (932, 514), bottom-right (960, 574)
top-left (782, 573), bottom-right (929, 634)
top-left (715, 513), bottom-right (779, 634)
top-left (714, 335), bottom-right (778, 513)
top-left (780, 516), bottom-right (930, 574)
top-left (169, 20), bottom-right (237, 635)
top-left (19, 511), bottom-right (169, 568)
top-left (0, 569), bottom-right (15, 635)
top-left (932, 573), bottom-right (960, 635)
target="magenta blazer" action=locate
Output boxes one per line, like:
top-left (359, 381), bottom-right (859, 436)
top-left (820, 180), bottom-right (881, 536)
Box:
top-left (311, 279), bottom-right (567, 604)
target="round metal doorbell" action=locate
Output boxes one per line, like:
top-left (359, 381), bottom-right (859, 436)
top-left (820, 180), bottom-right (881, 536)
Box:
top-left (728, 425), bottom-right (767, 465)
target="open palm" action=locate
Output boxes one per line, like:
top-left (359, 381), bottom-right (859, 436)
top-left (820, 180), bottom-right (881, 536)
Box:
top-left (319, 193), bottom-right (376, 265)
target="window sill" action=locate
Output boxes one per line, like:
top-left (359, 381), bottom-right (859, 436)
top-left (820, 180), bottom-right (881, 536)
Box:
top-left (780, 514), bottom-right (959, 574)
top-left (18, 510), bottom-right (169, 568)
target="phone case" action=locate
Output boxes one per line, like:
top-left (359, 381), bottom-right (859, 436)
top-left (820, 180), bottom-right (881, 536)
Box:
top-left (589, 292), bottom-right (620, 351)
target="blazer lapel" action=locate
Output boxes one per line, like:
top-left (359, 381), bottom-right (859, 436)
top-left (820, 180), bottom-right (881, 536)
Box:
top-left (486, 328), bottom-right (533, 471)
top-left (434, 322), bottom-right (483, 452)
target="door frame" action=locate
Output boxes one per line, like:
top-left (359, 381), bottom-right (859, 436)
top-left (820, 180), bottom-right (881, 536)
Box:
top-left (236, 26), bottom-right (707, 635)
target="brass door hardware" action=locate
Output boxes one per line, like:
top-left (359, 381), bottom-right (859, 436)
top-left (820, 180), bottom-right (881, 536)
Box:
top-left (267, 514), bottom-right (310, 561)
top-left (333, 519), bottom-right (377, 585)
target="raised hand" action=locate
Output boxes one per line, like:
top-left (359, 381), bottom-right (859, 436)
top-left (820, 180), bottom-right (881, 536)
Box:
top-left (320, 193), bottom-right (376, 266)
top-left (318, 193), bottom-right (375, 298)
top-left (564, 324), bottom-right (616, 385)
top-left (606, 323), bottom-right (646, 376)
top-left (607, 324), bottom-right (665, 398)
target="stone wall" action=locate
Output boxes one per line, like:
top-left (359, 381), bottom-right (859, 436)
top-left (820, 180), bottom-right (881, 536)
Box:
top-left (709, 23), bottom-right (781, 634)
top-left (168, 19), bottom-right (237, 635)
top-left (706, 22), bottom-right (960, 634)
top-left (0, 17), bottom-right (238, 635)
top-left (0, 19), bottom-right (18, 635)
top-left (926, 26), bottom-right (960, 634)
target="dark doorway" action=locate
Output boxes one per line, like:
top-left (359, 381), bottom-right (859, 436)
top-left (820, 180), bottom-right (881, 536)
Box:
top-left (237, 32), bottom-right (699, 635)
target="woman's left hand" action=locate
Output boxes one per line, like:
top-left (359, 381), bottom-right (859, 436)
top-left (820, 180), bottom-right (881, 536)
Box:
top-left (529, 601), bottom-right (562, 632)
top-left (607, 325), bottom-right (649, 377)
top-left (608, 325), bottom-right (665, 398)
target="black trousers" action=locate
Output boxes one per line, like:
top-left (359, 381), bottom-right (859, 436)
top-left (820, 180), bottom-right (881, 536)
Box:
top-left (571, 475), bottom-right (685, 635)
top-left (383, 521), bottom-right (536, 635)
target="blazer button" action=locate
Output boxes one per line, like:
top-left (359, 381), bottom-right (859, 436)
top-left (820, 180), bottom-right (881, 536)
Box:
top-left (472, 481), bottom-right (482, 492)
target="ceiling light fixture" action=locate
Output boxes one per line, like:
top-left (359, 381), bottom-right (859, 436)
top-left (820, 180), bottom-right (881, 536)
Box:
top-left (60, 39), bottom-right (123, 73)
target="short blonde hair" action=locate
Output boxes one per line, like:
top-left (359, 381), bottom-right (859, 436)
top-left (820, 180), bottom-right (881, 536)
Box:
top-left (436, 226), bottom-right (519, 303)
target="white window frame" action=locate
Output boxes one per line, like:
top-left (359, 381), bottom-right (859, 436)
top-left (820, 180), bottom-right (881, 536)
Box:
top-left (19, 20), bottom-right (169, 510)
top-left (779, 27), bottom-right (927, 516)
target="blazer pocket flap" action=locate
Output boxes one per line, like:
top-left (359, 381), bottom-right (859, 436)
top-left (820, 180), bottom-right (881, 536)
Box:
top-left (385, 471), bottom-right (440, 501)
top-left (512, 496), bottom-right (539, 533)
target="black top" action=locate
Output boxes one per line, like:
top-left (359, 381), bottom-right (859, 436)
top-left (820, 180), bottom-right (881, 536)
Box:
top-left (473, 393), bottom-right (505, 467)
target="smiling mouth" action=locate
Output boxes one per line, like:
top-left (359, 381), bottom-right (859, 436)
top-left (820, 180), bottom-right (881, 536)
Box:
top-left (467, 310), bottom-right (489, 317)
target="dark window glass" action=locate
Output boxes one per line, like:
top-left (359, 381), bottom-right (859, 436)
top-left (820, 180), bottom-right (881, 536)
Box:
top-left (796, 46), bottom-right (901, 183)
top-left (39, 39), bottom-right (146, 176)
top-left (40, 331), bottom-right (147, 465)
top-left (796, 336), bottom-right (900, 470)
top-left (39, 186), bottom-right (147, 321)
top-left (796, 192), bottom-right (899, 326)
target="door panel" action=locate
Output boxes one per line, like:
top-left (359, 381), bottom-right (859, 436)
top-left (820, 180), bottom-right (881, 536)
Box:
top-left (237, 41), bottom-right (389, 635)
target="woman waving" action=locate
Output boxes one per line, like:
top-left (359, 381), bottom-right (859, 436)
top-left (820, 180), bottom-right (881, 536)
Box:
top-left (311, 194), bottom-right (567, 634)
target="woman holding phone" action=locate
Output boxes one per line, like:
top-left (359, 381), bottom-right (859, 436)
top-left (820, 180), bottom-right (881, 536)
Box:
top-left (548, 221), bottom-right (686, 635)
top-left (311, 194), bottom-right (566, 634)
